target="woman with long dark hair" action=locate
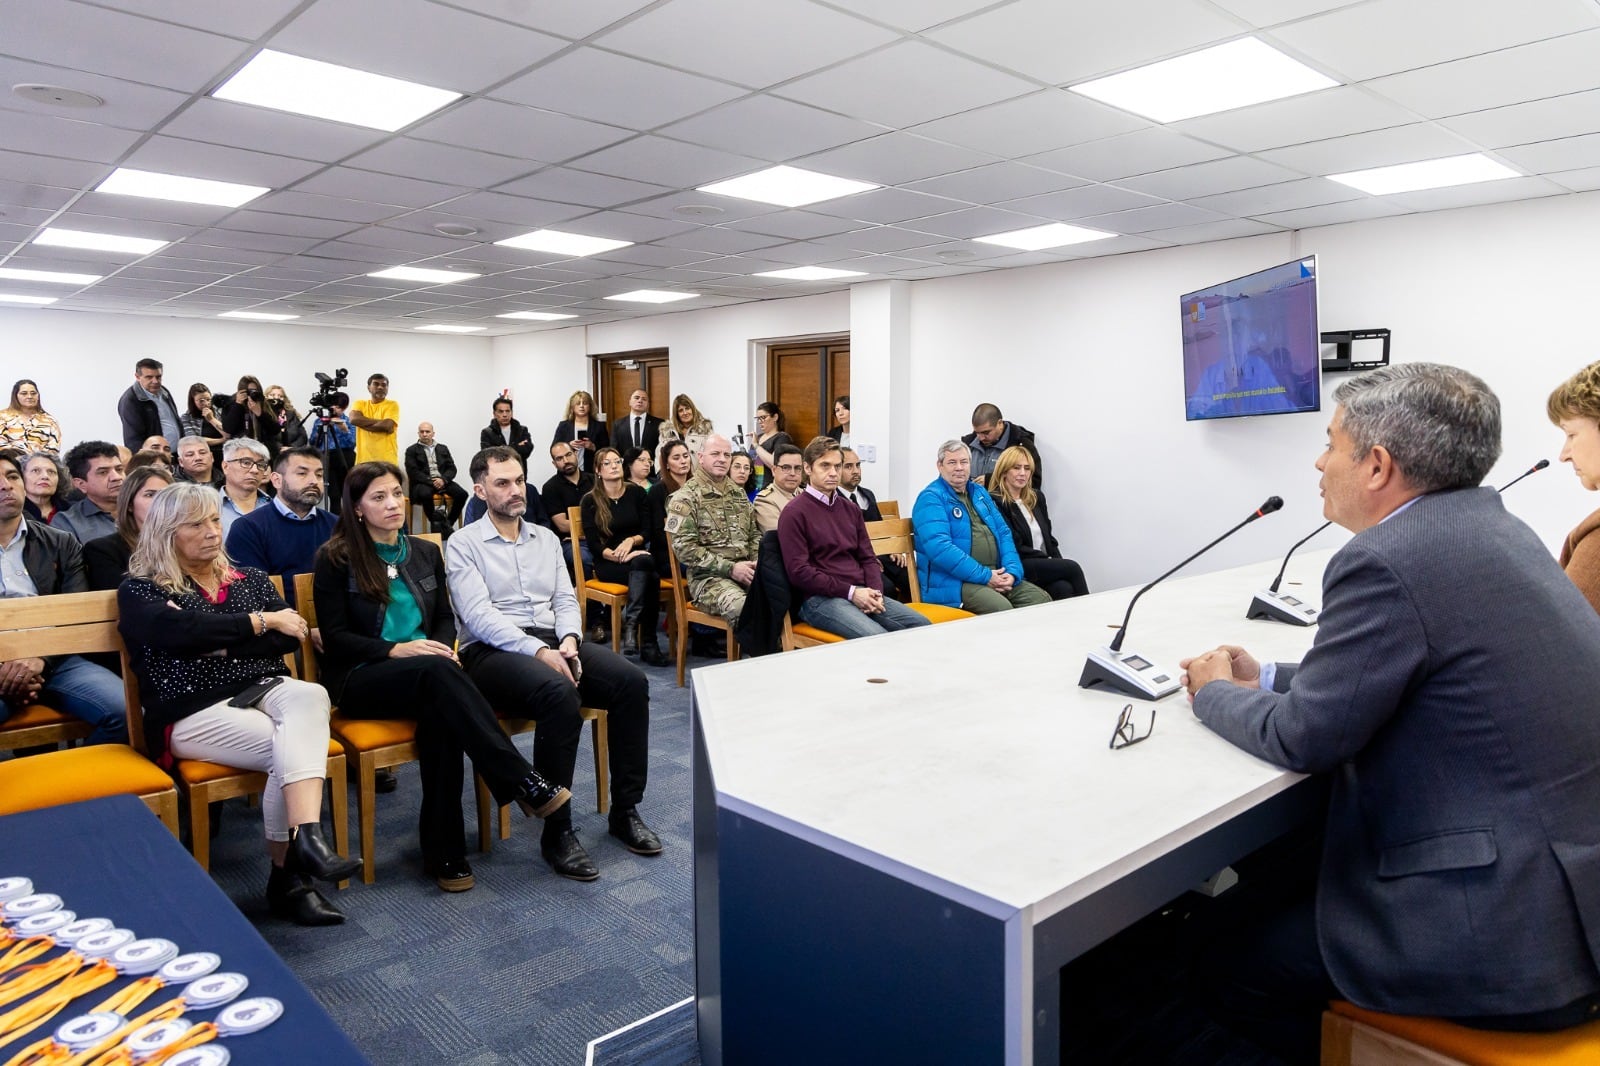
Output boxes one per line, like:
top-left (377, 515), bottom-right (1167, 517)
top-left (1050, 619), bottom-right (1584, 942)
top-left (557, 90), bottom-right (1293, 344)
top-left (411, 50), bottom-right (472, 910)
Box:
top-left (313, 461), bottom-right (571, 892)
top-left (649, 439), bottom-right (692, 578)
top-left (582, 448), bottom-right (665, 664)
top-left (749, 402), bottom-right (792, 492)
top-left (624, 446), bottom-right (653, 490)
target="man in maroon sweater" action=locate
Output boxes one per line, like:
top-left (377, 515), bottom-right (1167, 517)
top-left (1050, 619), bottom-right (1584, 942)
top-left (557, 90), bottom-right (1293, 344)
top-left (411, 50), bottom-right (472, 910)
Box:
top-left (777, 437), bottom-right (930, 640)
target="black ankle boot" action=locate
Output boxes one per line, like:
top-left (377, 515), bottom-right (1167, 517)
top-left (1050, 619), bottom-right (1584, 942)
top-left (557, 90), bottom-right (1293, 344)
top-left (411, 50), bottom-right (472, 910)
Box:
top-left (289, 822), bottom-right (362, 884)
top-left (622, 624), bottom-right (639, 656)
top-left (640, 638), bottom-right (667, 666)
top-left (514, 769), bottom-right (572, 819)
top-left (267, 863), bottom-right (345, 926)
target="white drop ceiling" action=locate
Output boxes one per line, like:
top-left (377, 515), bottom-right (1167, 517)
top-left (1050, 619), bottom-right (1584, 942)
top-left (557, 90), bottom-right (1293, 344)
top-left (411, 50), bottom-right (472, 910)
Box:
top-left (0, 0), bottom-right (1597, 333)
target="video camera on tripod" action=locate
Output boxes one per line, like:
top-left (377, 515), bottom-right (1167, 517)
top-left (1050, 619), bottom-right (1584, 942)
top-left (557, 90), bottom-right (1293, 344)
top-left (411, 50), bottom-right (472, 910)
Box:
top-left (308, 368), bottom-right (349, 416)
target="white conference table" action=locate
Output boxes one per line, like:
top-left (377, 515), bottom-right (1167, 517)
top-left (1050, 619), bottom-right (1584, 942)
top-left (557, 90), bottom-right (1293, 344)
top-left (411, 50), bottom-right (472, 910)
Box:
top-left (691, 550), bottom-right (1334, 1066)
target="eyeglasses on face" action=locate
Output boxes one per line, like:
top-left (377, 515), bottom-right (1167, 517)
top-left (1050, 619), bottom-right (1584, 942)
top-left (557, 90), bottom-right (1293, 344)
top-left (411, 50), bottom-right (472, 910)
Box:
top-left (227, 458), bottom-right (267, 470)
top-left (775, 463), bottom-right (803, 473)
top-left (1110, 704), bottom-right (1156, 750)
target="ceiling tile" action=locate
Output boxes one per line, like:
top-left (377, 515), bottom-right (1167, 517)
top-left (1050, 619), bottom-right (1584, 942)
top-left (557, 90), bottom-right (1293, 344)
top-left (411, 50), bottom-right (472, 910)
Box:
top-left (251, 190), bottom-right (402, 224)
top-left (0, 109), bottom-right (143, 163)
top-left (2, 0), bottom-right (247, 93)
top-left (554, 209), bottom-right (697, 242)
top-left (723, 210), bottom-right (860, 239)
top-left (122, 135), bottom-right (326, 187)
top-left (1143, 217), bottom-right (1285, 244)
top-left (1384, 174), bottom-right (1568, 211)
top-left (293, 167), bottom-right (471, 208)
top-left (494, 167), bottom-right (674, 208)
top-left (1208, 0), bottom-right (1366, 24)
top-left (619, 192), bottom-right (785, 225)
top-left (445, 0), bottom-right (660, 39)
top-left (774, 40), bottom-right (1036, 128)
top-left (270, 0), bottom-right (567, 93)
top-left (410, 98), bottom-right (632, 162)
top-left (0, 181), bottom-right (75, 211)
top-left (1361, 29), bottom-right (1600, 119)
top-left (803, 187), bottom-right (970, 224)
top-left (424, 190), bottom-right (590, 226)
top-left (1114, 156), bottom-right (1302, 200)
top-left (1501, 132), bottom-right (1600, 173)
top-left (1025, 127), bottom-right (1231, 182)
top-left (215, 211), bottom-right (361, 239)
top-left (653, 227), bottom-right (789, 254)
top-left (904, 205), bottom-right (1054, 239)
top-left (927, 0), bottom-right (1241, 84)
top-left (904, 163), bottom-right (1085, 204)
top-left (798, 132), bottom-right (999, 186)
top-left (1251, 199), bottom-right (1410, 228)
top-left (1189, 177), bottom-right (1363, 215)
top-left (1172, 87), bottom-right (1415, 153)
top-left (1075, 202), bottom-right (1229, 234)
top-left (1268, 0), bottom-right (1599, 82)
top-left (68, 192), bottom-right (235, 226)
top-left (346, 138), bottom-right (539, 188)
top-left (188, 229), bottom-right (322, 253)
top-left (824, 0), bottom-right (1016, 33)
top-left (88, 0), bottom-right (306, 38)
top-left (0, 150), bottom-right (107, 189)
top-left (910, 90), bottom-right (1150, 159)
top-left (493, 48), bottom-right (746, 129)
top-left (566, 136), bottom-right (764, 189)
top-left (660, 96), bottom-right (885, 162)
top-left (0, 58), bottom-right (189, 133)
top-left (1257, 123), bottom-right (1482, 173)
top-left (592, 244), bottom-right (718, 268)
top-left (157, 99), bottom-right (388, 163)
top-left (1440, 89), bottom-right (1600, 150)
top-left (1547, 165), bottom-right (1600, 192)
top-left (809, 225), bottom-right (953, 252)
top-left (999, 183), bottom-right (1165, 219)
top-left (597, 0), bottom-right (899, 89)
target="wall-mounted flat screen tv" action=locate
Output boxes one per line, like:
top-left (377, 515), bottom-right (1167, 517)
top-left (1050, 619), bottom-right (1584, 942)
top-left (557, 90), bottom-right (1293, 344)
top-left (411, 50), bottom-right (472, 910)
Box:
top-left (1181, 256), bottom-right (1320, 421)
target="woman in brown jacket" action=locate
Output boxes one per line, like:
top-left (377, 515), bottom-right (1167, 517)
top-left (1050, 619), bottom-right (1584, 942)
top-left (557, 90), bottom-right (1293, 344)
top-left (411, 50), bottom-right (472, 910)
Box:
top-left (1547, 360), bottom-right (1600, 611)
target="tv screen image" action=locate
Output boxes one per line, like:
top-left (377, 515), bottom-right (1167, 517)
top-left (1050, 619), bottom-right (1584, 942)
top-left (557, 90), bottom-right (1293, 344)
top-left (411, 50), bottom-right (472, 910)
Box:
top-left (1181, 257), bottom-right (1320, 421)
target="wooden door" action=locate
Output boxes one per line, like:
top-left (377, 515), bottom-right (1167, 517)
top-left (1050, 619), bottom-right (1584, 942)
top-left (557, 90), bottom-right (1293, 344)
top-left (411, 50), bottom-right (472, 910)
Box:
top-left (768, 340), bottom-right (848, 444)
top-left (597, 349), bottom-right (669, 425)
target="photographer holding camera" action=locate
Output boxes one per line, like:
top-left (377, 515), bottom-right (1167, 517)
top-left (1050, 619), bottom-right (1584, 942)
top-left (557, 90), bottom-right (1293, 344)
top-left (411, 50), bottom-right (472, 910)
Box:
top-left (265, 385), bottom-right (310, 449)
top-left (221, 374), bottom-right (282, 456)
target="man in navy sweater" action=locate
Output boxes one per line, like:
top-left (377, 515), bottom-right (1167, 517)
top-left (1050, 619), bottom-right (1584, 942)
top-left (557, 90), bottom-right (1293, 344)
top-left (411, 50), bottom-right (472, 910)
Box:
top-left (776, 437), bottom-right (929, 640)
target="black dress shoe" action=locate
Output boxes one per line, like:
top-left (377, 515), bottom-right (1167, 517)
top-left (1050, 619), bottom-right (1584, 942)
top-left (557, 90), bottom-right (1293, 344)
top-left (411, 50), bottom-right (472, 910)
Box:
top-left (267, 865), bottom-right (345, 926)
top-left (607, 808), bottom-right (662, 856)
top-left (423, 856), bottom-right (475, 893)
top-left (513, 769), bottom-right (572, 819)
top-left (289, 822), bottom-right (362, 884)
top-left (639, 641), bottom-right (668, 667)
top-left (374, 768), bottom-right (398, 794)
top-left (540, 829), bottom-right (599, 881)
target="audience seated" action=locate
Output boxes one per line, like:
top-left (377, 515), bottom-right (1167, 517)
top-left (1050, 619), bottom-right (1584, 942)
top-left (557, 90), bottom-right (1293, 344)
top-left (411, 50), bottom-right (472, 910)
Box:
top-left (22, 451), bottom-right (70, 525)
top-left (118, 482), bottom-right (359, 926)
top-left (84, 465), bottom-right (173, 591)
top-left (624, 447), bottom-right (654, 491)
top-left (659, 394), bottom-right (712, 456)
top-left (446, 446), bottom-right (660, 881)
top-left (0, 448), bottom-right (128, 745)
top-left (116, 358), bottom-right (183, 453)
top-left (404, 422), bottom-right (468, 535)
top-left (313, 461), bottom-right (571, 893)
top-left (610, 389), bottom-right (662, 457)
top-left (1, 379), bottom-right (61, 454)
top-left (989, 446), bottom-right (1088, 601)
top-left (127, 448), bottom-right (172, 474)
top-left (226, 446), bottom-right (337, 608)
top-left (648, 440), bottom-right (691, 579)
top-left (219, 437), bottom-right (271, 537)
top-left (963, 402), bottom-right (1040, 490)
top-left (551, 390), bottom-right (607, 475)
top-left (582, 447), bottom-right (665, 664)
top-left (836, 447), bottom-right (909, 601)
top-left (913, 440), bottom-right (1048, 614)
top-left (53, 440), bottom-right (125, 543)
top-left (140, 435), bottom-right (172, 458)
top-left (665, 434), bottom-right (761, 627)
top-left (479, 396), bottom-right (534, 467)
top-left (752, 442), bottom-right (803, 532)
top-left (727, 453), bottom-right (756, 501)
top-left (1547, 359), bottom-right (1600, 612)
top-left (542, 441), bottom-right (592, 549)
top-left (777, 438), bottom-right (928, 641)
top-left (175, 434), bottom-right (224, 489)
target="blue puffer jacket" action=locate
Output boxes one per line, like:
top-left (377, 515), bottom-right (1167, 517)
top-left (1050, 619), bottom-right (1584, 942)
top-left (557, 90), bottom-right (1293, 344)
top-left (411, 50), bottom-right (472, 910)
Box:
top-left (912, 477), bottom-right (1024, 607)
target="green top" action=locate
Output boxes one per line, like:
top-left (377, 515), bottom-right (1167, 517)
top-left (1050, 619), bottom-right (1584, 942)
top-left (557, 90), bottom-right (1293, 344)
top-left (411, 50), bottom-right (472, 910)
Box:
top-left (375, 538), bottom-right (425, 643)
top-left (957, 489), bottom-right (999, 569)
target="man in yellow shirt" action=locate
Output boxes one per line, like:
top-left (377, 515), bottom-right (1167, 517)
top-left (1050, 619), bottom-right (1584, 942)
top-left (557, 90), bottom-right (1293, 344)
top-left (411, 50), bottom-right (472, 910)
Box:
top-left (350, 373), bottom-right (399, 465)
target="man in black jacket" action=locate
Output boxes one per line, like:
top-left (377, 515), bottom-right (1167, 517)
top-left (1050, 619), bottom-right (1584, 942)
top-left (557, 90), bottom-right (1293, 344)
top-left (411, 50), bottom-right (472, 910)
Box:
top-left (479, 397), bottom-right (534, 468)
top-left (404, 422), bottom-right (467, 534)
top-left (609, 389), bottom-right (663, 456)
top-left (962, 403), bottom-right (1041, 490)
top-left (115, 357), bottom-right (184, 452)
top-left (0, 449), bottom-right (127, 743)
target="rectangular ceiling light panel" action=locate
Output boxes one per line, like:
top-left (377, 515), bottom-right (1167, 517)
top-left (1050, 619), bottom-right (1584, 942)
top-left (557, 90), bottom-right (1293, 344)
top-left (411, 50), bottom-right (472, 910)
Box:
top-left (1070, 38), bottom-right (1337, 123)
top-left (214, 50), bottom-right (461, 132)
top-left (98, 168), bottom-right (269, 207)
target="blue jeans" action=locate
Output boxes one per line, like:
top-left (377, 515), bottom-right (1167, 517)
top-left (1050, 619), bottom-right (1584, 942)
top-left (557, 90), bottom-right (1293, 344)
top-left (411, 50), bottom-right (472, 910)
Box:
top-left (0, 655), bottom-right (128, 744)
top-left (797, 594), bottom-right (931, 640)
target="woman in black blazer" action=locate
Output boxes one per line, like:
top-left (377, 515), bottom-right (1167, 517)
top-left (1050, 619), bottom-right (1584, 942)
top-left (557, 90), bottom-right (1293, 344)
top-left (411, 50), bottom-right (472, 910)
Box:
top-left (312, 461), bottom-right (570, 892)
top-left (551, 389), bottom-right (608, 474)
top-left (989, 446), bottom-right (1088, 600)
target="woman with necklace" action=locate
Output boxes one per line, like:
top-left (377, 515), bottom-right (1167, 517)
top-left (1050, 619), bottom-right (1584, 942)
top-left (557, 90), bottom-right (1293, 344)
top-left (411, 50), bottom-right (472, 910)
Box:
top-left (313, 462), bottom-right (571, 892)
top-left (118, 482), bottom-right (358, 926)
top-left (0, 379), bottom-right (62, 455)
top-left (581, 448), bottom-right (665, 665)
top-left (22, 451), bottom-right (69, 524)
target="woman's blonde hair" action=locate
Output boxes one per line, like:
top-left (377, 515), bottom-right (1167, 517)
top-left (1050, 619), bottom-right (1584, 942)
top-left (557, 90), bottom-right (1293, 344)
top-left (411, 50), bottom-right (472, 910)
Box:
top-left (990, 446), bottom-right (1037, 510)
top-left (670, 393), bottom-right (703, 430)
top-left (564, 390), bottom-right (596, 422)
top-left (129, 482), bottom-right (232, 594)
top-left (1547, 360), bottom-right (1600, 425)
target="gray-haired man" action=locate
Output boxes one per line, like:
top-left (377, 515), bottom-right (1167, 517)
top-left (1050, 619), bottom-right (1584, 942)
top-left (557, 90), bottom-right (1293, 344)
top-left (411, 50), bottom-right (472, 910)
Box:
top-left (220, 438), bottom-right (271, 537)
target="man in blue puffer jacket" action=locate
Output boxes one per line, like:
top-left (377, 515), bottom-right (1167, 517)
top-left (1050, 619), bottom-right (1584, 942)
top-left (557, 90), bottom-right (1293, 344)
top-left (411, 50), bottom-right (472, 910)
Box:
top-left (912, 439), bottom-right (1049, 613)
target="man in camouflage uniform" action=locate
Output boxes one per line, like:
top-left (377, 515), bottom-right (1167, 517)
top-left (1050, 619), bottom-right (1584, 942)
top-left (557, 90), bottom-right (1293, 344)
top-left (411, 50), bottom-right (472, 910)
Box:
top-left (665, 433), bottom-right (761, 625)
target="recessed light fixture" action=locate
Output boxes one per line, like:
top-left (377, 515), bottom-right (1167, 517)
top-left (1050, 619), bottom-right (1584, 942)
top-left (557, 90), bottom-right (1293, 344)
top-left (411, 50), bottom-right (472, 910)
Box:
top-left (219, 310), bottom-right (299, 321)
top-left (697, 165), bottom-right (878, 208)
top-left (433, 222), bottom-right (480, 238)
top-left (606, 290), bottom-right (697, 304)
top-left (213, 49), bottom-right (461, 132)
top-left (973, 223), bottom-right (1116, 251)
top-left (496, 311), bottom-right (578, 321)
top-left (1069, 37), bottom-right (1338, 123)
top-left (368, 266), bottom-right (482, 284)
top-left (415, 323), bottom-right (485, 333)
top-left (0, 267), bottom-right (102, 285)
top-left (33, 227), bottom-right (168, 255)
top-left (494, 229), bottom-right (632, 257)
top-left (1327, 153), bottom-right (1520, 195)
top-left (0, 294), bottom-right (58, 305)
top-left (673, 204), bottom-right (726, 217)
top-left (754, 266), bottom-right (867, 281)
top-left (97, 168), bottom-right (269, 208)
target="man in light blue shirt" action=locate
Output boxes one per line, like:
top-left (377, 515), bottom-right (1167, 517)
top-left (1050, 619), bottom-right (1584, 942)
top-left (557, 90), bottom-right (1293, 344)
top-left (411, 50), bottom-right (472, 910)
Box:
top-left (219, 438), bottom-right (270, 538)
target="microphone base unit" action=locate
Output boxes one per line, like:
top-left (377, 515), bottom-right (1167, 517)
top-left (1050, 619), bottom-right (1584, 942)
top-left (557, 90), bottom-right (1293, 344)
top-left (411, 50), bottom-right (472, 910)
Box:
top-left (1246, 589), bottom-right (1320, 627)
top-left (1079, 647), bottom-right (1182, 701)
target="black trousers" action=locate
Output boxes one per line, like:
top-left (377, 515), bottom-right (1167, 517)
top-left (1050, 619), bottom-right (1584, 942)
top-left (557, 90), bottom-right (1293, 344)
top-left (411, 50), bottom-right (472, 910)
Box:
top-left (460, 635), bottom-right (650, 834)
top-left (335, 656), bottom-right (532, 862)
top-left (1021, 556), bottom-right (1089, 600)
top-left (593, 553), bottom-right (659, 636)
top-left (410, 480), bottom-right (468, 523)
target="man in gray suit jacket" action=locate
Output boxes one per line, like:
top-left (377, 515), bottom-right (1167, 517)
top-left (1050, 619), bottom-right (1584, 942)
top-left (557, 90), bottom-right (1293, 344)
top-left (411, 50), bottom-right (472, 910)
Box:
top-left (1181, 363), bottom-right (1600, 1060)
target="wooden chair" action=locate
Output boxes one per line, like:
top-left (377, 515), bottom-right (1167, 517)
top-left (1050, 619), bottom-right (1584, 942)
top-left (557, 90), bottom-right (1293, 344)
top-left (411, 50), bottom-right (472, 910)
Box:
top-left (1321, 1000), bottom-right (1600, 1065)
top-left (472, 705), bottom-right (610, 854)
top-left (122, 576), bottom-right (350, 877)
top-left (665, 541), bottom-right (739, 687)
top-left (782, 614), bottom-right (846, 651)
top-left (864, 517), bottom-right (976, 624)
top-left (568, 506), bottom-right (625, 652)
top-left (876, 499), bottom-right (900, 519)
top-left (0, 591), bottom-right (179, 833)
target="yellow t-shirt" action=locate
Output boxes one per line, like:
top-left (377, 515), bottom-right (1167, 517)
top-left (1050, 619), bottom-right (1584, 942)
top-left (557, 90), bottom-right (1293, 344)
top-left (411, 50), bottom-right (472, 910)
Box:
top-left (351, 398), bottom-right (400, 465)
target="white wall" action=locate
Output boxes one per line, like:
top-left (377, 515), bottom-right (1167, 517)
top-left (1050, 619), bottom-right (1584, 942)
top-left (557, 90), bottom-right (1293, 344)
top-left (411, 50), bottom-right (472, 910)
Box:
top-left (2, 309), bottom-right (494, 464)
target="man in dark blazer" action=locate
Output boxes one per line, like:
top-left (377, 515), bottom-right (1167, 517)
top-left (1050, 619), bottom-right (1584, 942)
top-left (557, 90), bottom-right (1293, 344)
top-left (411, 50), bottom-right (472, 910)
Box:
top-left (1181, 363), bottom-right (1600, 1061)
top-left (839, 447), bottom-right (911, 601)
top-left (403, 422), bottom-right (467, 534)
top-left (609, 389), bottom-right (662, 456)
top-left (479, 396), bottom-right (534, 468)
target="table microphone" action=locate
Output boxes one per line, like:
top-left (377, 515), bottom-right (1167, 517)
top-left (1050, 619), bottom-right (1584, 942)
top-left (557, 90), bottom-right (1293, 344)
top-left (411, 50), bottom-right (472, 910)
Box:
top-left (1497, 458), bottom-right (1549, 493)
top-left (1081, 496), bottom-right (1283, 700)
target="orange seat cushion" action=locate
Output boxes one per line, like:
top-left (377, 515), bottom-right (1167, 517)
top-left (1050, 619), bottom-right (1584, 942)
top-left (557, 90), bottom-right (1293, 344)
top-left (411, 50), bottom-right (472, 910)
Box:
top-left (586, 580), bottom-right (628, 596)
top-left (0, 745), bottom-right (175, 815)
top-left (1, 704), bottom-right (81, 730)
top-left (791, 622), bottom-right (846, 644)
top-left (331, 717), bottom-right (418, 749)
top-left (177, 739), bottom-right (344, 786)
top-left (909, 603), bottom-right (975, 624)
top-left (1331, 1001), bottom-right (1600, 1065)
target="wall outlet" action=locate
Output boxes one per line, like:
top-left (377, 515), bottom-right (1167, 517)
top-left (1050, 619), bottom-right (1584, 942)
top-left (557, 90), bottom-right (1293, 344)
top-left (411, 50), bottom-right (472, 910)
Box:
top-left (860, 443), bottom-right (876, 462)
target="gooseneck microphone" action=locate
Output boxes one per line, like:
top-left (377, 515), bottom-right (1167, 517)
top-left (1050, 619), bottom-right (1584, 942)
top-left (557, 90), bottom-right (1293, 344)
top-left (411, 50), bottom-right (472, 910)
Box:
top-left (1082, 496), bottom-right (1282, 700)
top-left (1268, 521), bottom-right (1332, 595)
top-left (1497, 458), bottom-right (1549, 493)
